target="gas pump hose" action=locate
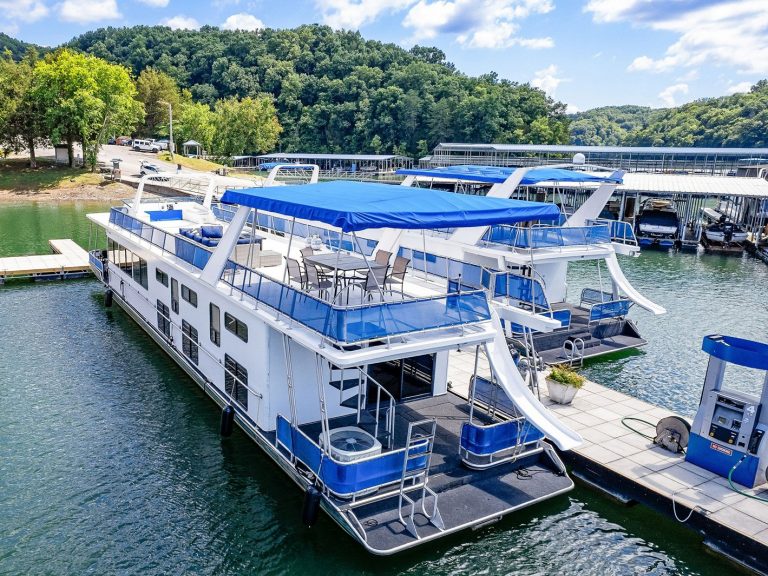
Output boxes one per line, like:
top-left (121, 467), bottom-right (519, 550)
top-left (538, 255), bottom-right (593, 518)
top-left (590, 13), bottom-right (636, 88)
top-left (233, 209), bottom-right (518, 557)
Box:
top-left (728, 456), bottom-right (768, 503)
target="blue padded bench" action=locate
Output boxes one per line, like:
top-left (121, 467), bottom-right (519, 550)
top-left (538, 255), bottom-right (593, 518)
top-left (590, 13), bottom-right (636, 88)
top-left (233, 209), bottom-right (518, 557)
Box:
top-left (146, 209), bottom-right (183, 222)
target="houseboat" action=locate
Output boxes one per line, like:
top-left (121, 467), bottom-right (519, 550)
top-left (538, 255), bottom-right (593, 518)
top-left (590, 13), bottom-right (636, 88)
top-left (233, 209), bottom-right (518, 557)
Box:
top-left (87, 176), bottom-right (583, 555)
top-left (396, 165), bottom-right (666, 366)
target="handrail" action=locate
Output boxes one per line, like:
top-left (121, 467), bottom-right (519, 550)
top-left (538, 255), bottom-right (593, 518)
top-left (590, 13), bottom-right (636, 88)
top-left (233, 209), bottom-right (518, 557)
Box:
top-left (587, 218), bottom-right (638, 246)
top-left (483, 222), bottom-right (612, 250)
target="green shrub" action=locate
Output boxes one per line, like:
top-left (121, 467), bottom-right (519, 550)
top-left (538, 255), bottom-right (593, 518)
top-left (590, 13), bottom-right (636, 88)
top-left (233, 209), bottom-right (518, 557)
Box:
top-left (548, 366), bottom-right (585, 388)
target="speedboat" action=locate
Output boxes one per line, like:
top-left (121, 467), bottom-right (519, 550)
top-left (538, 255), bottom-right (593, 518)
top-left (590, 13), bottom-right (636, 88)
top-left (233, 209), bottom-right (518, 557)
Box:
top-left (634, 198), bottom-right (680, 249)
top-left (86, 172), bottom-right (581, 555)
top-left (700, 207), bottom-right (748, 253)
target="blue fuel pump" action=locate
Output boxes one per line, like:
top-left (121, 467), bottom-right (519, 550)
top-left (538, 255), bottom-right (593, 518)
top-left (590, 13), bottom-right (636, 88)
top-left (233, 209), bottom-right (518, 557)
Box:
top-left (686, 335), bottom-right (768, 488)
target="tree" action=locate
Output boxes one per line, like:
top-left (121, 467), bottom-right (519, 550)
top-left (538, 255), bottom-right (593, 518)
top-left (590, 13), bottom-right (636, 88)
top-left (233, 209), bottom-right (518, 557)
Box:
top-left (370, 134), bottom-right (383, 154)
top-left (213, 96), bottom-right (281, 156)
top-left (135, 67), bottom-right (181, 137)
top-left (2, 49), bottom-right (47, 166)
top-left (175, 101), bottom-right (215, 153)
top-left (30, 49), bottom-right (144, 169)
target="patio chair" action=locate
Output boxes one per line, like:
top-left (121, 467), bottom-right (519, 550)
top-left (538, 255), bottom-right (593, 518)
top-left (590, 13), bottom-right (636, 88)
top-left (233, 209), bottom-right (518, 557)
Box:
top-left (374, 249), bottom-right (392, 266)
top-left (385, 256), bottom-right (410, 295)
top-left (305, 263), bottom-right (333, 299)
top-left (300, 246), bottom-right (315, 258)
top-left (350, 265), bottom-right (389, 301)
top-left (285, 257), bottom-right (306, 289)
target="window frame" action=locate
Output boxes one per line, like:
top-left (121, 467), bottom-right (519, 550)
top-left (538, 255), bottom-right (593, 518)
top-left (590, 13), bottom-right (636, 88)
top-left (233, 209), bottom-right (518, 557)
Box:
top-left (210, 303), bottom-right (221, 347)
top-left (224, 312), bottom-right (248, 343)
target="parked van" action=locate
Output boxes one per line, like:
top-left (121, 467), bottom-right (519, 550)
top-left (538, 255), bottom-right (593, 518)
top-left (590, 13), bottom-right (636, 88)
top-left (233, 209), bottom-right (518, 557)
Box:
top-left (132, 139), bottom-right (160, 153)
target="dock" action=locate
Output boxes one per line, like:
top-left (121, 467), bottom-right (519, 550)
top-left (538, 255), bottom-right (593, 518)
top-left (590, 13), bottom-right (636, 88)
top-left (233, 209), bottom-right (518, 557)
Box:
top-left (0, 239), bottom-right (92, 283)
top-left (447, 351), bottom-right (768, 575)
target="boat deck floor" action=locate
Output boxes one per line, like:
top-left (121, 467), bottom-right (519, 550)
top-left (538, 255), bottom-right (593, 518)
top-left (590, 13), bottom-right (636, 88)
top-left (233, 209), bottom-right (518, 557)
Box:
top-left (299, 393), bottom-right (572, 553)
top-left (537, 334), bottom-right (647, 364)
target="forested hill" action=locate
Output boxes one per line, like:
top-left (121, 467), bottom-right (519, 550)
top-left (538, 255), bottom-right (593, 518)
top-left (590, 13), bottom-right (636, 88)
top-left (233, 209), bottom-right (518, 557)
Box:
top-left (63, 25), bottom-right (568, 155)
top-left (570, 83), bottom-right (768, 147)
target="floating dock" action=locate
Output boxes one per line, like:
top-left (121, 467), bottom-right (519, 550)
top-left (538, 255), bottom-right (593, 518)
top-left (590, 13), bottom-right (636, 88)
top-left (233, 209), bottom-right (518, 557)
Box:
top-left (0, 239), bottom-right (91, 283)
top-left (447, 352), bottom-right (768, 575)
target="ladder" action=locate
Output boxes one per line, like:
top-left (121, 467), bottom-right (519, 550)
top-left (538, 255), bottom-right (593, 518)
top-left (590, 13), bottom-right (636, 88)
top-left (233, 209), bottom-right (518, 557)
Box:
top-left (397, 419), bottom-right (444, 539)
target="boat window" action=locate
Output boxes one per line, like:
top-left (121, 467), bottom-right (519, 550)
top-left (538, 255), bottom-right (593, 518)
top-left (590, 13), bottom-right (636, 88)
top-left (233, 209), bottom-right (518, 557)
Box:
top-left (224, 354), bottom-right (248, 410)
top-left (367, 354), bottom-right (435, 402)
top-left (182, 320), bottom-right (199, 365)
top-left (181, 284), bottom-right (198, 307)
top-left (156, 268), bottom-right (169, 287)
top-left (224, 312), bottom-right (248, 343)
top-left (156, 300), bottom-right (171, 338)
top-left (171, 278), bottom-right (179, 314)
top-left (132, 255), bottom-right (148, 290)
top-left (210, 303), bottom-right (221, 347)
top-left (107, 238), bottom-right (147, 289)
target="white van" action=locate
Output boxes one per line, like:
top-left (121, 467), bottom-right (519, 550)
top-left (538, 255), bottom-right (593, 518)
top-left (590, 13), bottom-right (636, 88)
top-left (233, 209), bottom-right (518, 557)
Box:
top-left (132, 139), bottom-right (160, 153)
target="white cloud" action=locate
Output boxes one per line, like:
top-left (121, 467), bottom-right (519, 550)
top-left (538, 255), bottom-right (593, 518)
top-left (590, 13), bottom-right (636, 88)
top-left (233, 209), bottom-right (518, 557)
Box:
top-left (0, 0), bottom-right (48, 22)
top-left (586, 0), bottom-right (768, 76)
top-left (221, 13), bottom-right (264, 31)
top-left (137, 0), bottom-right (169, 6)
top-left (162, 15), bottom-right (201, 30)
top-left (726, 81), bottom-right (754, 94)
top-left (658, 83), bottom-right (688, 107)
top-left (59, 0), bottom-right (120, 23)
top-left (565, 102), bottom-right (580, 114)
top-left (531, 64), bottom-right (564, 96)
top-left (316, 0), bottom-right (414, 30)
top-left (403, 0), bottom-right (554, 49)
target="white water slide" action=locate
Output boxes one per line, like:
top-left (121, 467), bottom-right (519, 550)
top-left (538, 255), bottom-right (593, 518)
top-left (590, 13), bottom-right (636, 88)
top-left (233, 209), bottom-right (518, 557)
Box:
top-left (485, 310), bottom-right (583, 451)
top-left (604, 253), bottom-right (666, 315)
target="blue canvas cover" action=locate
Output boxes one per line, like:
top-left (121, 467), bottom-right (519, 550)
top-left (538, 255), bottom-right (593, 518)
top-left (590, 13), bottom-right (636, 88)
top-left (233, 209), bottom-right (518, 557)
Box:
top-left (396, 165), bottom-right (623, 185)
top-left (220, 180), bottom-right (560, 232)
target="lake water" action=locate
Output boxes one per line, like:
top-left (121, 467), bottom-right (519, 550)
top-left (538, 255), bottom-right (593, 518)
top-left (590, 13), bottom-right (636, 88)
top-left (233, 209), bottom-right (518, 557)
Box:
top-left (0, 201), bottom-right (755, 575)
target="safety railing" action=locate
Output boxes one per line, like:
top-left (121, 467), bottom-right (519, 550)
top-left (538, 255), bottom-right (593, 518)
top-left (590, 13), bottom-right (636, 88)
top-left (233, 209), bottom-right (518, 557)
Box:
top-left (480, 269), bottom-right (550, 312)
top-left (221, 259), bottom-right (491, 345)
top-left (212, 203), bottom-right (378, 257)
top-left (587, 218), bottom-right (638, 246)
top-left (109, 207), bottom-right (212, 270)
top-left (482, 223), bottom-right (612, 250)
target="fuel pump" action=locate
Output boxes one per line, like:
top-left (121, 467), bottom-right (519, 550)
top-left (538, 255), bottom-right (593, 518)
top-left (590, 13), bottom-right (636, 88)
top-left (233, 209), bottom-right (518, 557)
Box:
top-left (686, 335), bottom-right (768, 488)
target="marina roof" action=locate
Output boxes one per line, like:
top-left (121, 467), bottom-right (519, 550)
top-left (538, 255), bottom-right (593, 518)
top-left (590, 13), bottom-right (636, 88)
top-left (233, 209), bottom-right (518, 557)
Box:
top-left (220, 180), bottom-right (560, 232)
top-left (397, 165), bottom-right (623, 185)
top-left (435, 143), bottom-right (768, 156)
top-left (618, 173), bottom-right (768, 198)
top-left (256, 152), bottom-right (411, 161)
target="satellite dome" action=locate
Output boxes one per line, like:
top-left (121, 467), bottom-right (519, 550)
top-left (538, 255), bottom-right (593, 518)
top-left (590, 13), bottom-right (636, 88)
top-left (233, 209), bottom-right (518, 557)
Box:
top-left (573, 153), bottom-right (586, 165)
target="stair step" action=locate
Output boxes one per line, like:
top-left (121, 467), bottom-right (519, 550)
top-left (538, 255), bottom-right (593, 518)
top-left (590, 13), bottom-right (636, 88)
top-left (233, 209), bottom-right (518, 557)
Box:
top-left (341, 394), bottom-right (362, 409)
top-left (329, 378), bottom-right (362, 391)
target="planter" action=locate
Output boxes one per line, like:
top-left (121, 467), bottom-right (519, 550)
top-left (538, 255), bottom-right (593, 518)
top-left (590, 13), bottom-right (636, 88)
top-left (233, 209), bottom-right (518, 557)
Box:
top-left (546, 378), bottom-right (579, 404)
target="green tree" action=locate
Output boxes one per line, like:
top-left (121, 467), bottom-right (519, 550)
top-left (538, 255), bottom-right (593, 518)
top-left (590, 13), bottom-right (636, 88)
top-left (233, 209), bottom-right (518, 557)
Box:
top-left (30, 49), bottom-right (144, 169)
top-left (213, 96), bottom-right (281, 156)
top-left (135, 67), bottom-right (182, 137)
top-left (175, 101), bottom-right (216, 153)
top-left (416, 139), bottom-right (429, 159)
top-left (370, 134), bottom-right (383, 154)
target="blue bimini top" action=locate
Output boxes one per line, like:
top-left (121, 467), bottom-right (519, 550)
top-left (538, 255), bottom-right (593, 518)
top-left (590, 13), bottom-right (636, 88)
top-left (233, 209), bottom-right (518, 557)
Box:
top-left (220, 180), bottom-right (561, 233)
top-left (396, 165), bottom-right (624, 186)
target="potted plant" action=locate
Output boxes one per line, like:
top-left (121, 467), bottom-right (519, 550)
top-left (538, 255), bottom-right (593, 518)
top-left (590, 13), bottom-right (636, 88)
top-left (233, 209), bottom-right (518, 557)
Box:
top-left (546, 366), bottom-right (585, 404)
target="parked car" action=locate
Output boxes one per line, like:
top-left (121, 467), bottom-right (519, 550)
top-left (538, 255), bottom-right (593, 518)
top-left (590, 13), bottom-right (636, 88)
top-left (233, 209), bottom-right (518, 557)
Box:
top-left (154, 139), bottom-right (170, 151)
top-left (116, 136), bottom-right (132, 146)
top-left (139, 161), bottom-right (162, 176)
top-left (133, 139), bottom-right (160, 153)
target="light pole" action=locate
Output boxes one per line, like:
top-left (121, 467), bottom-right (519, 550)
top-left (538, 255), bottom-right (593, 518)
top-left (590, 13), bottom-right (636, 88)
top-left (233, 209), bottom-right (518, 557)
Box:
top-left (158, 100), bottom-right (174, 159)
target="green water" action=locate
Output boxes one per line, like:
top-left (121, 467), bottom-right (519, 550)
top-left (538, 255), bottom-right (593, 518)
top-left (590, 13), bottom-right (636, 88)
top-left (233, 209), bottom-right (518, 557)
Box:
top-left (0, 202), bottom-right (753, 575)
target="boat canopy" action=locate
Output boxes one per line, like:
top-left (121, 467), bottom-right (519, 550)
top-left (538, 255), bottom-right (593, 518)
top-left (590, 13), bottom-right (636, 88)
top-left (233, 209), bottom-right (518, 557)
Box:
top-left (396, 165), bottom-right (624, 185)
top-left (220, 180), bottom-right (560, 233)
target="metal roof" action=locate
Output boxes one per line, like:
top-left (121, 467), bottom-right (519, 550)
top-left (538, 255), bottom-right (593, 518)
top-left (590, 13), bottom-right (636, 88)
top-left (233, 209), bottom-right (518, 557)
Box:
top-left (618, 173), bottom-right (768, 197)
top-left (435, 143), bottom-right (768, 156)
top-left (256, 153), bottom-right (411, 161)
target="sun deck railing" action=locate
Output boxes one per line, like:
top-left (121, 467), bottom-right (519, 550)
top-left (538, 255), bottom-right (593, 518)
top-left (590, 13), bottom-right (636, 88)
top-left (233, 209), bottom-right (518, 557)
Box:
top-left (212, 203), bottom-right (378, 256)
top-left (587, 218), bottom-right (638, 246)
top-left (109, 207), bottom-right (213, 270)
top-left (482, 223), bottom-right (611, 250)
top-left (221, 259), bottom-right (490, 344)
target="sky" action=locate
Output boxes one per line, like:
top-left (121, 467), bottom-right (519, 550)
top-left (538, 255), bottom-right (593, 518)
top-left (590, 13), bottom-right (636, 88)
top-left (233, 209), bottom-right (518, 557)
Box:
top-left (2, 0), bottom-right (767, 112)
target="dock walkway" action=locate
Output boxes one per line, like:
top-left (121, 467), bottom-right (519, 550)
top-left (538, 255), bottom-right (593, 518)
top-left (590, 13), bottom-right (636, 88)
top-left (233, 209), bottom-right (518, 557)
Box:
top-left (447, 351), bottom-right (768, 574)
top-left (0, 239), bottom-right (91, 283)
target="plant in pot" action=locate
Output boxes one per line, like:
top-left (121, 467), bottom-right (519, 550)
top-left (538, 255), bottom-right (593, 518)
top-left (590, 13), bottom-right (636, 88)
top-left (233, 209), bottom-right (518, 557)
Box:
top-left (546, 366), bottom-right (585, 404)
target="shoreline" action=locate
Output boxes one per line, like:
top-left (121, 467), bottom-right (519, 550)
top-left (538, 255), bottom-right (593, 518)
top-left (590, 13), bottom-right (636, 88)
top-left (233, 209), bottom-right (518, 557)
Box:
top-left (0, 182), bottom-right (135, 204)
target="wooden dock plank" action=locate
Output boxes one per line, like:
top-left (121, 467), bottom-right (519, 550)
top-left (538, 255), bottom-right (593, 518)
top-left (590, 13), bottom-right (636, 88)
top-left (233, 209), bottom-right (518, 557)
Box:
top-left (0, 239), bottom-right (91, 279)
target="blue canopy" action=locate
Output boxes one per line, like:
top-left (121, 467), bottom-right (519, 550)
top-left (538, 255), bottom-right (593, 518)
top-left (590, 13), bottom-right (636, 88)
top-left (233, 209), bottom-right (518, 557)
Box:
top-left (220, 180), bottom-right (560, 233)
top-left (702, 334), bottom-right (768, 371)
top-left (397, 165), bottom-right (623, 185)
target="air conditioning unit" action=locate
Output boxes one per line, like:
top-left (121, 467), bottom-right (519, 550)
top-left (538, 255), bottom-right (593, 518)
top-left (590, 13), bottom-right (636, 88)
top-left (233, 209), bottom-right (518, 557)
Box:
top-left (321, 426), bottom-right (382, 463)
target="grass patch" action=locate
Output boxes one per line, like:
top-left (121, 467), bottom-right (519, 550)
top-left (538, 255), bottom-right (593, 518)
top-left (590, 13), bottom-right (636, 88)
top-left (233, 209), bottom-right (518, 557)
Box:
top-left (0, 158), bottom-right (103, 191)
top-left (158, 152), bottom-right (224, 172)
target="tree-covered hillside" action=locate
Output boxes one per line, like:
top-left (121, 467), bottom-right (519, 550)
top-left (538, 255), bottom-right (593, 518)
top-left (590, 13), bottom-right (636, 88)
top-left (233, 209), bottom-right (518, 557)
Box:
top-left (569, 105), bottom-right (655, 146)
top-left (66, 25), bottom-right (569, 155)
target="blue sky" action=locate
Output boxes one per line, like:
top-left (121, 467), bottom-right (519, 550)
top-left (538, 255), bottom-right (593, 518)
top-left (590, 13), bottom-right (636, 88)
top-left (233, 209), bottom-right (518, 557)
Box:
top-left (2, 0), bottom-right (766, 111)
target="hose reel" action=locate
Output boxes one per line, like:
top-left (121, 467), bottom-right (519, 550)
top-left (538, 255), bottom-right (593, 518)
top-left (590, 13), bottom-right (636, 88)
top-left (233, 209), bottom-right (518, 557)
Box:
top-left (654, 416), bottom-right (691, 454)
